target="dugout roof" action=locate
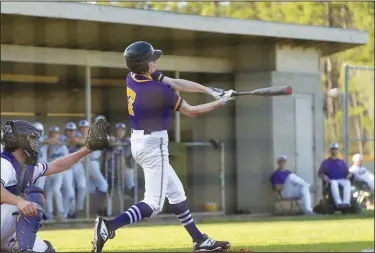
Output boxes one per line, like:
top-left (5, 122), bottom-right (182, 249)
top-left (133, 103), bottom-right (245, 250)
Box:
top-left (1, 2), bottom-right (369, 56)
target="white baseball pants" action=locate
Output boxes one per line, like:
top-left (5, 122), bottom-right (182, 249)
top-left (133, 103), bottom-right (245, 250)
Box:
top-left (330, 179), bottom-right (351, 205)
top-left (125, 168), bottom-right (136, 190)
top-left (364, 178), bottom-right (374, 191)
top-left (45, 173), bottom-right (64, 218)
top-left (88, 161), bottom-right (108, 193)
top-left (71, 163), bottom-right (86, 211)
top-left (1, 204), bottom-right (47, 252)
top-left (281, 173), bottom-right (313, 212)
top-left (61, 169), bottom-right (75, 217)
top-left (131, 130), bottom-right (186, 216)
top-left (354, 173), bottom-right (374, 191)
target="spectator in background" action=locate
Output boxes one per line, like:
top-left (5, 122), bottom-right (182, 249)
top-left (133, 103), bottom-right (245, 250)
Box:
top-left (79, 119), bottom-right (108, 216)
top-left (270, 155), bottom-right (315, 215)
top-left (113, 122), bottom-right (135, 198)
top-left (43, 126), bottom-right (69, 220)
top-left (62, 122), bottom-right (87, 218)
top-left (318, 143), bottom-right (352, 209)
top-left (1, 131), bottom-right (4, 153)
top-left (32, 122), bottom-right (48, 190)
top-left (349, 153), bottom-right (374, 191)
top-left (32, 122), bottom-right (46, 142)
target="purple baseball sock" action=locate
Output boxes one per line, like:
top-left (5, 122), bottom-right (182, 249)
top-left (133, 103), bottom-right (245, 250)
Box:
top-left (110, 202), bottom-right (153, 231)
top-left (171, 200), bottom-right (204, 241)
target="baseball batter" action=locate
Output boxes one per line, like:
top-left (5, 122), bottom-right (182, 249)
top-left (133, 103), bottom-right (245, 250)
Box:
top-left (1, 119), bottom-right (109, 252)
top-left (92, 41), bottom-right (234, 252)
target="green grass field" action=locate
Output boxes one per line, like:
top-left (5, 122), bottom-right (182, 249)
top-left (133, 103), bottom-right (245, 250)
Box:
top-left (39, 214), bottom-right (375, 252)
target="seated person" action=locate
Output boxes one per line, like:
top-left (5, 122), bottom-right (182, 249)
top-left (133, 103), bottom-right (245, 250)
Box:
top-left (318, 142), bottom-right (352, 208)
top-left (270, 155), bottom-right (314, 215)
top-left (349, 153), bottom-right (374, 191)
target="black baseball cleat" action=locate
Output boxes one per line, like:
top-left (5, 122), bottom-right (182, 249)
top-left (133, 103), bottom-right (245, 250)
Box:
top-left (92, 216), bottom-right (115, 252)
top-left (193, 234), bottom-right (231, 252)
top-left (43, 240), bottom-right (55, 252)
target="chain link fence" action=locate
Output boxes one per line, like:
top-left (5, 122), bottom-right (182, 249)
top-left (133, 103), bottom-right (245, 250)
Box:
top-left (343, 64), bottom-right (374, 169)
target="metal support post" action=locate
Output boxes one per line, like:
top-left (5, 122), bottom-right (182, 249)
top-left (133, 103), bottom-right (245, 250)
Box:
top-left (343, 64), bottom-right (349, 164)
top-left (134, 159), bottom-right (139, 203)
top-left (220, 142), bottom-right (226, 214)
top-left (118, 149), bottom-right (125, 213)
top-left (175, 71), bottom-right (181, 143)
top-left (85, 64), bottom-right (91, 219)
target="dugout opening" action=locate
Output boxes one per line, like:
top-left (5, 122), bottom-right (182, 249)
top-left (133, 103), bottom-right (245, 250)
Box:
top-left (96, 141), bottom-right (227, 218)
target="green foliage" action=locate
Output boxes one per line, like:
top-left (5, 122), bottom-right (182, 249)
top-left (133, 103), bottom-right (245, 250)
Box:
top-left (94, 1), bottom-right (374, 157)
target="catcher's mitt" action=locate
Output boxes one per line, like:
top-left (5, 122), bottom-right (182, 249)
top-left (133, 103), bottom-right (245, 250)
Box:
top-left (85, 118), bottom-right (110, 151)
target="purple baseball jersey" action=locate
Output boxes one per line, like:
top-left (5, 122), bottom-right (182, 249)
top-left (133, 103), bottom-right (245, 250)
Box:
top-left (318, 158), bottom-right (349, 180)
top-left (270, 169), bottom-right (292, 185)
top-left (126, 72), bottom-right (183, 132)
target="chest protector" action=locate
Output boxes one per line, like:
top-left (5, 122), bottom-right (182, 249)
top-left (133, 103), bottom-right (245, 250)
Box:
top-left (1, 151), bottom-right (35, 196)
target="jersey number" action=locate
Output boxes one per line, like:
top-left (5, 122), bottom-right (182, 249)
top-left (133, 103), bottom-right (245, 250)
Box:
top-left (127, 87), bottom-right (136, 116)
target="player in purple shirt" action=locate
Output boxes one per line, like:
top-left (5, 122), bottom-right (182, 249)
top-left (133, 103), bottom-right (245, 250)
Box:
top-left (270, 155), bottom-right (314, 214)
top-left (92, 41), bottom-right (234, 252)
top-left (318, 143), bottom-right (352, 208)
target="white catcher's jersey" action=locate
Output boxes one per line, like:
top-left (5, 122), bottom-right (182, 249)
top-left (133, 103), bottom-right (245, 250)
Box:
top-left (0, 158), bottom-right (48, 188)
top-left (349, 165), bottom-right (374, 182)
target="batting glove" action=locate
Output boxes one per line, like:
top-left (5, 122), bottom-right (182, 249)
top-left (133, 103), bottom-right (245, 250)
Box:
top-left (209, 87), bottom-right (226, 100)
top-left (219, 90), bottom-right (235, 105)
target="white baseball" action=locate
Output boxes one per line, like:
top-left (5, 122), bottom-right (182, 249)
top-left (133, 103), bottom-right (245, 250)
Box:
top-left (327, 88), bottom-right (340, 97)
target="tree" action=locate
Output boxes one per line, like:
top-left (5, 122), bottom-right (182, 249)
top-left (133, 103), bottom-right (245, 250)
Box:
top-left (94, 2), bottom-right (374, 158)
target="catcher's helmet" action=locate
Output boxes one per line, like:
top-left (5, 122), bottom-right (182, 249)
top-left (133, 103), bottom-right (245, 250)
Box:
top-left (95, 115), bottom-right (105, 122)
top-left (124, 41), bottom-right (162, 74)
top-left (1, 120), bottom-right (41, 165)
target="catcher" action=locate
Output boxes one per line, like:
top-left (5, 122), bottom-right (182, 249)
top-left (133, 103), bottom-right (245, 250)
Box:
top-left (1, 119), bottom-right (109, 252)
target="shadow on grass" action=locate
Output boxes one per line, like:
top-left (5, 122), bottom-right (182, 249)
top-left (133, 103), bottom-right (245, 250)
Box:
top-left (118, 240), bottom-right (375, 252)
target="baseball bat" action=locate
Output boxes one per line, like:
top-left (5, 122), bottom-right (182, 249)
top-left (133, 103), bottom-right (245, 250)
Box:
top-left (232, 86), bottom-right (293, 97)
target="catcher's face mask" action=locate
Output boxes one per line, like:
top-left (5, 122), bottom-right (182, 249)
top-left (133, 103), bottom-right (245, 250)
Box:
top-left (24, 133), bottom-right (40, 165)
